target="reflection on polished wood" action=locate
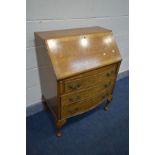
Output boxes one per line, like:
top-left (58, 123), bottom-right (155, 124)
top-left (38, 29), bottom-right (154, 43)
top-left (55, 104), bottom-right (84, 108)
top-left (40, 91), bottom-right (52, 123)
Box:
top-left (35, 27), bottom-right (122, 136)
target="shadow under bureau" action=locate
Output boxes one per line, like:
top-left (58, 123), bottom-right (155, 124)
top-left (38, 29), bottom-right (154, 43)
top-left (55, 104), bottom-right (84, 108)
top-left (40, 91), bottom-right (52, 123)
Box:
top-left (35, 26), bottom-right (122, 136)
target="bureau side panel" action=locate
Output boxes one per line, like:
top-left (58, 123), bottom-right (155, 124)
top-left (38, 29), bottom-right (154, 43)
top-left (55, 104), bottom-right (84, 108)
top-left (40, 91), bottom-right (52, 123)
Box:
top-left (35, 35), bottom-right (58, 118)
top-left (111, 61), bottom-right (122, 94)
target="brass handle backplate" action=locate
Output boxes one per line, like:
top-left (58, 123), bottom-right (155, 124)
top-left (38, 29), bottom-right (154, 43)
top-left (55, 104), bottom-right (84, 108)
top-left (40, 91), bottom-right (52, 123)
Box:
top-left (68, 83), bottom-right (80, 90)
top-left (106, 73), bottom-right (111, 77)
top-left (104, 81), bottom-right (112, 88)
top-left (69, 96), bottom-right (81, 102)
top-left (104, 84), bottom-right (108, 88)
top-left (68, 107), bottom-right (79, 114)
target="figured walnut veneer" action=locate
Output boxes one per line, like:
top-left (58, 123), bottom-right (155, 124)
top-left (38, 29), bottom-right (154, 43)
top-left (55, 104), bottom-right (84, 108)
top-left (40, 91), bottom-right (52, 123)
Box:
top-left (35, 26), bottom-right (122, 136)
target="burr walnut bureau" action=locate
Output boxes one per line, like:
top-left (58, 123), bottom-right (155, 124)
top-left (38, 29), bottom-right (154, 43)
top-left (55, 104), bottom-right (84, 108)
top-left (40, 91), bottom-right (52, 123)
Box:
top-left (34, 26), bottom-right (122, 136)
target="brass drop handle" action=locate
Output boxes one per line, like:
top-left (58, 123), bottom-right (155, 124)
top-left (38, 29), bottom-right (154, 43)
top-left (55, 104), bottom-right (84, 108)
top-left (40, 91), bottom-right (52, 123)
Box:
top-left (104, 81), bottom-right (112, 88)
top-left (68, 83), bottom-right (80, 90)
top-left (76, 84), bottom-right (80, 89)
top-left (106, 73), bottom-right (110, 77)
top-left (69, 96), bottom-right (81, 102)
top-left (104, 84), bottom-right (108, 88)
top-left (102, 95), bottom-right (105, 99)
top-left (68, 107), bottom-right (79, 114)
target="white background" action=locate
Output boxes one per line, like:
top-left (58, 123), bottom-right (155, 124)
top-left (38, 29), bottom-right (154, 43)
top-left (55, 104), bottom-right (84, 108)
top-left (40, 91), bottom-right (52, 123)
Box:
top-left (0, 0), bottom-right (155, 155)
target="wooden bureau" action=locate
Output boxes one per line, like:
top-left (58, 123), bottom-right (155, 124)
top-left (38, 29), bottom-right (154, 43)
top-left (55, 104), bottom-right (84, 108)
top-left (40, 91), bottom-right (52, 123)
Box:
top-left (34, 26), bottom-right (122, 136)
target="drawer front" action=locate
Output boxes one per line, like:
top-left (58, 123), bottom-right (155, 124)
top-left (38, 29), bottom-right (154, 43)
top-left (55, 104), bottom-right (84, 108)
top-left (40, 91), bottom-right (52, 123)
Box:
top-left (62, 64), bottom-right (117, 94)
top-left (61, 78), bottom-right (114, 106)
top-left (61, 90), bottom-right (110, 119)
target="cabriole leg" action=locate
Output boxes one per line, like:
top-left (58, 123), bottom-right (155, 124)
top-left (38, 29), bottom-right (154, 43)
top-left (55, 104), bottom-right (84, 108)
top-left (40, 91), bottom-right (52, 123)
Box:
top-left (104, 95), bottom-right (113, 111)
top-left (56, 119), bottom-right (67, 137)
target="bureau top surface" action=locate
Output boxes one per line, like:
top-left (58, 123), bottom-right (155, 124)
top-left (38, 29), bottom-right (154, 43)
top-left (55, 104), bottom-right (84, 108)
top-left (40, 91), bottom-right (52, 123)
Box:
top-left (35, 27), bottom-right (122, 80)
top-left (35, 26), bottom-right (111, 40)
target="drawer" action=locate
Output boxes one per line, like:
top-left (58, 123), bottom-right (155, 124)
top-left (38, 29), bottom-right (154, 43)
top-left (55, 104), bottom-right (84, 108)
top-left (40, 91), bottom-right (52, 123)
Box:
top-left (62, 64), bottom-right (117, 94)
top-left (61, 78), bottom-right (114, 106)
top-left (61, 90), bottom-right (110, 119)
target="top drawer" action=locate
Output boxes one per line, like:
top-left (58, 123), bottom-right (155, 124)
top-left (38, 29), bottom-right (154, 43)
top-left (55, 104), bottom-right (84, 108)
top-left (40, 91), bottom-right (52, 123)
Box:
top-left (60, 63), bottom-right (117, 94)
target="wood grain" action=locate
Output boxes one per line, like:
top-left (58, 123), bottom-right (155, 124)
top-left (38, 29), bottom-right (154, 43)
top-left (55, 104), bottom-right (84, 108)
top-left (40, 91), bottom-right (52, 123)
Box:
top-left (35, 27), bottom-right (122, 136)
top-left (62, 64), bottom-right (117, 94)
top-left (61, 89), bottom-right (111, 119)
top-left (61, 79), bottom-right (114, 106)
top-left (35, 27), bottom-right (122, 80)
